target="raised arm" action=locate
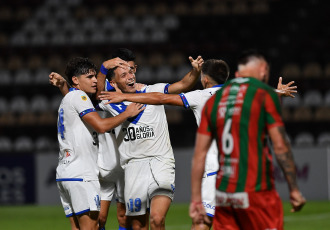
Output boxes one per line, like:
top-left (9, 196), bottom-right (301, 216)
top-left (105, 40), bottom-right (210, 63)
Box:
top-left (268, 126), bottom-right (306, 212)
top-left (98, 91), bottom-right (184, 107)
top-left (168, 56), bottom-right (204, 94)
top-left (49, 72), bottom-right (70, 96)
top-left (96, 58), bottom-right (130, 97)
top-left (82, 103), bottom-right (145, 133)
top-left (275, 77), bottom-right (297, 98)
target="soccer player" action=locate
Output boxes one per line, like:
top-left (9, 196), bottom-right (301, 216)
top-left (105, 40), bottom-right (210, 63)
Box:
top-left (50, 52), bottom-right (132, 230)
top-left (99, 59), bottom-right (297, 230)
top-left (99, 59), bottom-right (229, 230)
top-left (98, 53), bottom-right (204, 230)
top-left (54, 57), bottom-right (144, 230)
top-left (190, 50), bottom-right (306, 230)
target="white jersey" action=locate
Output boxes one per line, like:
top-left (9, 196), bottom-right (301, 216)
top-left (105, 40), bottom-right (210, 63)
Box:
top-left (180, 85), bottom-right (223, 173)
top-left (97, 110), bottom-right (121, 171)
top-left (56, 88), bottom-right (99, 181)
top-left (99, 83), bottom-right (174, 166)
top-left (97, 80), bottom-right (122, 171)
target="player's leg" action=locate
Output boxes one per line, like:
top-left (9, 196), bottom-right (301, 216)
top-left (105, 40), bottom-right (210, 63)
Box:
top-left (148, 158), bottom-right (175, 230)
top-left (76, 211), bottom-right (99, 230)
top-left (124, 160), bottom-right (151, 230)
top-left (99, 167), bottom-right (117, 229)
top-left (116, 202), bottom-right (128, 228)
top-left (69, 216), bottom-right (80, 230)
top-left (99, 200), bottom-right (111, 230)
top-left (127, 214), bottom-right (148, 230)
top-left (149, 195), bottom-right (171, 230)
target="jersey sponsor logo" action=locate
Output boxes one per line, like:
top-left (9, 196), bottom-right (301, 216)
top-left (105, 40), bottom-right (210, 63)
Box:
top-left (122, 126), bottom-right (155, 142)
top-left (81, 96), bottom-right (87, 101)
top-left (202, 201), bottom-right (215, 210)
top-left (65, 151), bottom-right (71, 157)
top-left (216, 191), bottom-right (249, 209)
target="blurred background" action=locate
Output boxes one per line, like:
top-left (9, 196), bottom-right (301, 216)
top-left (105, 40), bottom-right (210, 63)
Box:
top-left (0, 0), bottom-right (329, 205)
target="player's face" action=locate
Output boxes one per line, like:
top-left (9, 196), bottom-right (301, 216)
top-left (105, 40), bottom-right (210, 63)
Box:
top-left (112, 64), bottom-right (137, 93)
top-left (73, 69), bottom-right (97, 94)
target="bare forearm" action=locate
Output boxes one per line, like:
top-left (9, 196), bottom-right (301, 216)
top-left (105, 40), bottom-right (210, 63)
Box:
top-left (276, 150), bottom-right (298, 191)
top-left (169, 68), bottom-right (200, 94)
top-left (273, 127), bottom-right (299, 191)
top-left (96, 72), bottom-right (106, 98)
top-left (59, 83), bottom-right (69, 96)
top-left (191, 156), bottom-right (205, 202)
top-left (123, 93), bottom-right (184, 106)
top-left (99, 111), bottom-right (131, 133)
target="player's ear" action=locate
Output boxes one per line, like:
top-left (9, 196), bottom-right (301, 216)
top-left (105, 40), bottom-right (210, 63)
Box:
top-left (72, 76), bottom-right (79, 85)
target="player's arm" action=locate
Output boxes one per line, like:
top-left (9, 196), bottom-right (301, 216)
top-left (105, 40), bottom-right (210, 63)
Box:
top-left (275, 77), bottom-right (297, 98)
top-left (49, 72), bottom-right (70, 96)
top-left (96, 58), bottom-right (130, 97)
top-left (268, 126), bottom-right (306, 212)
top-left (190, 132), bottom-right (212, 225)
top-left (98, 91), bottom-right (184, 107)
top-left (167, 56), bottom-right (204, 94)
top-left (82, 103), bottom-right (145, 133)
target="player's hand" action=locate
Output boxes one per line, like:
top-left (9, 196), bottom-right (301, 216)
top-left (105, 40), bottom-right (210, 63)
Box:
top-left (189, 201), bottom-right (210, 226)
top-left (49, 72), bottom-right (66, 88)
top-left (125, 103), bottom-right (145, 117)
top-left (189, 56), bottom-right (204, 72)
top-left (103, 57), bottom-right (129, 70)
top-left (276, 77), bottom-right (297, 98)
top-left (98, 91), bottom-right (125, 104)
top-left (290, 189), bottom-right (306, 212)
top-left (135, 83), bottom-right (145, 91)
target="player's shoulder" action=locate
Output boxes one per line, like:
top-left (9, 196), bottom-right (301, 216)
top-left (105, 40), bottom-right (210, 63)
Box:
top-left (64, 88), bottom-right (90, 103)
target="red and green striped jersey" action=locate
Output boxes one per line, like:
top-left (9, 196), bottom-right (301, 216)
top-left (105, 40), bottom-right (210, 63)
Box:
top-left (198, 77), bottom-right (284, 193)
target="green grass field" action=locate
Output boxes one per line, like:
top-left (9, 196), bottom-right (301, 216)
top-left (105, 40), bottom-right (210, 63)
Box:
top-left (0, 201), bottom-right (329, 229)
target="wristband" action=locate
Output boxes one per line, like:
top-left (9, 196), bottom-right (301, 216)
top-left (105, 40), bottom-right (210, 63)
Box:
top-left (100, 64), bottom-right (108, 75)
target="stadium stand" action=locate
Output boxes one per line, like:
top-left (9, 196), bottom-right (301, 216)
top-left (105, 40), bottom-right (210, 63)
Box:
top-left (0, 0), bottom-right (329, 154)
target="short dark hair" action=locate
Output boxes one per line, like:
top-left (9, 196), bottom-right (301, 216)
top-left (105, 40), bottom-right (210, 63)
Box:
top-left (106, 48), bottom-right (136, 81)
top-left (64, 57), bottom-right (97, 86)
top-left (237, 49), bottom-right (269, 66)
top-left (110, 48), bottom-right (136, 62)
top-left (202, 59), bottom-right (230, 84)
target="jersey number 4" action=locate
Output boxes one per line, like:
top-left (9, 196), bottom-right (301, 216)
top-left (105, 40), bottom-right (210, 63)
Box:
top-left (58, 108), bottom-right (65, 140)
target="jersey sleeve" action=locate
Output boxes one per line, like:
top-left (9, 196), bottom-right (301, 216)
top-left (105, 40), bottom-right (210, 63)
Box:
top-left (146, 83), bottom-right (170, 94)
top-left (197, 98), bottom-right (213, 137)
top-left (71, 92), bottom-right (96, 117)
top-left (180, 90), bottom-right (202, 109)
top-left (264, 90), bottom-right (284, 130)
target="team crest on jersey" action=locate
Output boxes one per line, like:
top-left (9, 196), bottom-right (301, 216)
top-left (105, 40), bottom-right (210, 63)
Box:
top-left (81, 96), bottom-right (87, 101)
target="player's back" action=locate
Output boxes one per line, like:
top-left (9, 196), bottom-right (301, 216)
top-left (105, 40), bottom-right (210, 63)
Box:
top-left (204, 77), bottom-right (283, 193)
top-left (56, 89), bottom-right (99, 181)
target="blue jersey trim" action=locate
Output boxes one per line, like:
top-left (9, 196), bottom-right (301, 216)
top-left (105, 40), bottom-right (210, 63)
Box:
top-left (164, 84), bottom-right (170, 94)
top-left (69, 87), bottom-right (79, 92)
top-left (212, 84), bottom-right (224, 88)
top-left (75, 208), bottom-right (90, 216)
top-left (79, 108), bottom-right (96, 117)
top-left (206, 171), bottom-right (217, 177)
top-left (56, 178), bottom-right (84, 182)
top-left (179, 93), bottom-right (190, 109)
top-left (106, 80), bottom-right (115, 91)
top-left (206, 213), bottom-right (214, 217)
top-left (66, 213), bottom-right (74, 217)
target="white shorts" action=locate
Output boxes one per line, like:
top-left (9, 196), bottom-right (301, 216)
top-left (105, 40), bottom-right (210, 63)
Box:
top-left (124, 158), bottom-right (175, 216)
top-left (202, 171), bottom-right (217, 217)
top-left (57, 180), bottom-right (101, 217)
top-left (99, 167), bottom-right (125, 203)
